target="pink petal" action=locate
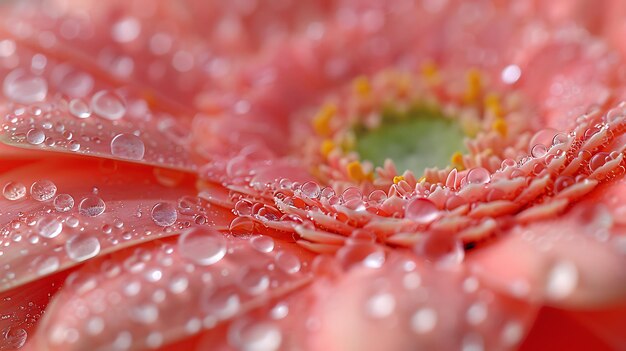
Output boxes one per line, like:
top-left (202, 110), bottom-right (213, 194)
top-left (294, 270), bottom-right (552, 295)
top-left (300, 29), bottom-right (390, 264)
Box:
top-left (0, 157), bottom-right (231, 292)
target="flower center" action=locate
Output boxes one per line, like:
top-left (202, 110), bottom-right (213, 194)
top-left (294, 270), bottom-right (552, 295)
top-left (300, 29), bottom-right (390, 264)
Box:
top-left (354, 106), bottom-right (466, 173)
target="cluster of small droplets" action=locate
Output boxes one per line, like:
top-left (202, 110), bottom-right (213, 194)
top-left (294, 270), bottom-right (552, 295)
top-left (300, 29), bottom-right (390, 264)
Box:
top-left (39, 233), bottom-right (308, 351)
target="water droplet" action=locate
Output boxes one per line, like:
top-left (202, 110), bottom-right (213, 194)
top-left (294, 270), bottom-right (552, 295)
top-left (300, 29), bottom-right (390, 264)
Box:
top-left (414, 233), bottom-right (465, 267)
top-left (300, 181), bottom-right (321, 198)
top-left (466, 167), bottom-right (490, 185)
top-left (530, 144), bottom-right (547, 158)
top-left (36, 216), bottom-right (62, 238)
top-left (501, 64), bottom-right (521, 84)
top-left (178, 227), bottom-right (227, 266)
top-left (466, 302), bottom-right (488, 325)
top-left (203, 290), bottom-right (240, 319)
top-left (365, 293), bottom-right (396, 319)
top-left (69, 98), bottom-right (91, 118)
top-left (239, 268), bottom-right (270, 295)
top-left (91, 90), bottom-right (126, 120)
top-left (3, 69), bottom-right (47, 104)
top-left (336, 243), bottom-right (386, 270)
top-left (229, 321), bottom-right (282, 351)
top-left (68, 140), bottom-right (81, 152)
top-left (150, 202), bottom-right (177, 227)
top-left (275, 251), bottom-right (301, 274)
top-left (2, 327), bottom-right (27, 349)
top-left (501, 321), bottom-right (524, 346)
top-left (250, 235), bottom-right (275, 253)
top-left (545, 260), bottom-right (578, 300)
top-left (30, 180), bottom-right (57, 201)
top-left (26, 128), bottom-right (45, 145)
top-left (36, 255), bottom-right (60, 276)
top-left (110, 133), bottom-right (145, 160)
top-left (3, 181), bottom-right (26, 200)
top-left (112, 17), bottom-right (141, 43)
top-left (169, 273), bottom-right (189, 294)
top-left (53, 194), bottom-right (74, 212)
top-left (411, 308), bottom-right (437, 334)
top-left (131, 304), bottom-right (159, 324)
top-left (405, 198), bottom-right (439, 224)
top-left (78, 195), bottom-right (106, 217)
top-left (65, 235), bottom-right (101, 262)
top-left (86, 317), bottom-right (104, 336)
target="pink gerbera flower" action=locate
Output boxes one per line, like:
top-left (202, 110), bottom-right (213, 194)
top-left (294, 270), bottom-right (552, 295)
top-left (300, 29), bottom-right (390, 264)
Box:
top-left (1, 1), bottom-right (626, 350)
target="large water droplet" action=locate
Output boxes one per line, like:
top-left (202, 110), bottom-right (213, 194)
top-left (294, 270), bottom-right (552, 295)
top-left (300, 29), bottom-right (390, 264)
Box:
top-left (3, 69), bottom-right (47, 104)
top-left (151, 202), bottom-right (177, 226)
top-left (78, 195), bottom-right (106, 217)
top-left (69, 98), bottom-right (91, 118)
top-left (53, 194), bottom-right (74, 212)
top-left (250, 235), bottom-right (275, 253)
top-left (365, 293), bottom-right (396, 319)
top-left (3, 181), bottom-right (26, 200)
top-left (411, 307), bottom-right (437, 334)
top-left (414, 233), bottom-right (465, 267)
top-left (336, 243), bottom-right (386, 270)
top-left (36, 216), bottom-right (62, 238)
top-left (545, 260), bottom-right (578, 300)
top-left (178, 227), bottom-right (227, 266)
top-left (30, 180), bottom-right (57, 201)
top-left (2, 327), bottom-right (27, 349)
top-left (466, 167), bottom-right (490, 185)
top-left (36, 255), bottom-right (60, 276)
top-left (229, 321), bottom-right (282, 351)
top-left (65, 235), bottom-right (101, 262)
top-left (300, 181), bottom-right (321, 199)
top-left (239, 268), bottom-right (270, 295)
top-left (110, 133), bottom-right (145, 160)
top-left (91, 90), bottom-right (126, 120)
top-left (26, 128), bottom-right (45, 145)
top-left (112, 17), bottom-right (141, 43)
top-left (405, 198), bottom-right (439, 224)
top-left (275, 251), bottom-right (301, 274)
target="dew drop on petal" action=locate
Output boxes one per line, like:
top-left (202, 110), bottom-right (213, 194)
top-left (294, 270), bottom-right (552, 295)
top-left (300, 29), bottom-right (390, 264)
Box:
top-left (411, 307), bottom-right (438, 334)
top-left (405, 198), bottom-right (439, 224)
top-left (30, 180), bottom-right (57, 201)
top-left (150, 202), bottom-right (177, 227)
top-left (239, 269), bottom-right (270, 295)
top-left (26, 128), bottom-right (45, 145)
top-left (2, 327), bottom-right (27, 349)
top-left (414, 233), bottom-right (465, 267)
top-left (78, 195), bottom-right (106, 217)
top-left (112, 17), bottom-right (141, 43)
top-left (250, 235), bottom-right (274, 253)
top-left (275, 251), bottom-right (301, 274)
top-left (65, 235), bottom-right (101, 262)
top-left (69, 98), bottom-right (91, 118)
top-left (501, 64), bottom-right (521, 84)
top-left (365, 293), bottom-right (396, 319)
top-left (178, 227), bottom-right (227, 266)
top-left (300, 181), bottom-right (321, 198)
top-left (466, 167), bottom-right (490, 185)
top-left (229, 321), bottom-right (282, 351)
top-left (336, 243), bottom-right (386, 270)
top-left (36, 216), bottom-right (62, 238)
top-left (3, 69), bottom-right (47, 104)
top-left (36, 255), bottom-right (60, 276)
top-left (3, 181), bottom-right (26, 200)
top-left (110, 133), bottom-right (145, 160)
top-left (91, 90), bottom-right (126, 120)
top-left (53, 194), bottom-right (74, 212)
top-left (530, 144), bottom-right (547, 158)
top-left (501, 320), bottom-right (524, 346)
top-left (545, 260), bottom-right (578, 300)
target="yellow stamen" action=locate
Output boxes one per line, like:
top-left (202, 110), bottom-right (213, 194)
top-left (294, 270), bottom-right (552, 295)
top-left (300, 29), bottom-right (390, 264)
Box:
top-left (320, 139), bottom-right (335, 157)
top-left (347, 161), bottom-right (371, 182)
top-left (417, 176), bottom-right (426, 183)
top-left (421, 61), bottom-right (441, 85)
top-left (484, 93), bottom-right (504, 119)
top-left (353, 76), bottom-right (371, 97)
top-left (312, 103), bottom-right (337, 136)
top-left (451, 151), bottom-right (465, 170)
top-left (492, 118), bottom-right (508, 137)
top-left (463, 69), bottom-right (482, 104)
top-left (393, 175), bottom-right (405, 184)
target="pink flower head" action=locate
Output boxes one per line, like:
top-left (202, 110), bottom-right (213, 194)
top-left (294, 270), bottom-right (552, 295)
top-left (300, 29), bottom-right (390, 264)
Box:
top-left (1, 1), bottom-right (626, 350)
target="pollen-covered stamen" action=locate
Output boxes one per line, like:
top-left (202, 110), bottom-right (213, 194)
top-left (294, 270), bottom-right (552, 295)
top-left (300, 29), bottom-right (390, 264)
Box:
top-left (291, 68), bottom-right (536, 192)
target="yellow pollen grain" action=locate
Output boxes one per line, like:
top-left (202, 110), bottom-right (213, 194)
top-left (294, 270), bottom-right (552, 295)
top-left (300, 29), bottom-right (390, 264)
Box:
top-left (463, 69), bottom-right (482, 104)
top-left (421, 61), bottom-right (441, 85)
top-left (451, 151), bottom-right (465, 170)
top-left (492, 118), bottom-right (508, 137)
top-left (393, 175), bottom-right (405, 184)
top-left (347, 161), bottom-right (371, 182)
top-left (353, 76), bottom-right (371, 97)
top-left (320, 139), bottom-right (335, 157)
top-left (313, 103), bottom-right (337, 136)
top-left (484, 93), bottom-right (504, 119)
